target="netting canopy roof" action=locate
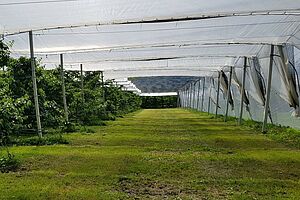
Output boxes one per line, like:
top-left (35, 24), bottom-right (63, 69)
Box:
top-left (1, 0), bottom-right (299, 34)
top-left (1, 0), bottom-right (300, 130)
top-left (1, 0), bottom-right (300, 76)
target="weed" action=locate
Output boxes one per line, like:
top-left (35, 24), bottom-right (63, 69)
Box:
top-left (0, 151), bottom-right (20, 173)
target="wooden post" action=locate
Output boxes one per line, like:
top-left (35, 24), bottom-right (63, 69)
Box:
top-left (262, 45), bottom-right (275, 132)
top-left (60, 54), bottom-right (68, 122)
top-left (29, 31), bottom-right (42, 137)
top-left (215, 72), bottom-right (221, 118)
top-left (238, 57), bottom-right (247, 125)
top-left (224, 67), bottom-right (233, 122)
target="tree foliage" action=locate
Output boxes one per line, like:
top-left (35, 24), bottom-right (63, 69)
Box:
top-left (0, 40), bottom-right (141, 138)
top-left (141, 96), bottom-right (177, 109)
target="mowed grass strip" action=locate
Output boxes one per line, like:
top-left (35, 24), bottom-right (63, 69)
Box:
top-left (0, 109), bottom-right (299, 199)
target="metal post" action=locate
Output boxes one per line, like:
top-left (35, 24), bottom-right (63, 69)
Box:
top-left (225, 67), bottom-right (233, 122)
top-left (190, 83), bottom-right (193, 108)
top-left (183, 90), bottom-right (185, 108)
top-left (201, 77), bottom-right (206, 111)
top-left (238, 57), bottom-right (247, 125)
top-left (29, 31), bottom-right (42, 137)
top-left (100, 71), bottom-right (105, 100)
top-left (181, 90), bottom-right (184, 108)
top-left (80, 64), bottom-right (84, 102)
top-left (193, 81), bottom-right (197, 109)
top-left (60, 54), bottom-right (68, 122)
top-left (180, 90), bottom-right (183, 108)
top-left (182, 89), bottom-right (185, 108)
top-left (196, 80), bottom-right (201, 110)
top-left (215, 72), bottom-right (221, 118)
top-left (262, 45), bottom-right (275, 132)
top-left (177, 91), bottom-right (180, 108)
top-left (208, 78), bottom-right (212, 114)
top-left (185, 88), bottom-right (188, 108)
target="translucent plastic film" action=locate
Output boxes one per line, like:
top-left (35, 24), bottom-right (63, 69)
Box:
top-left (7, 15), bottom-right (300, 53)
top-left (179, 46), bottom-right (300, 129)
top-left (3, 14), bottom-right (299, 71)
top-left (1, 0), bottom-right (300, 35)
top-left (103, 69), bottom-right (215, 80)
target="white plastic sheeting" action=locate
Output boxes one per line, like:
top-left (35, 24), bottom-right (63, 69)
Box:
top-left (1, 0), bottom-right (300, 35)
top-left (179, 47), bottom-right (300, 128)
top-left (103, 69), bottom-right (215, 81)
top-left (1, 0), bottom-right (300, 128)
top-left (9, 44), bottom-right (269, 70)
top-left (113, 79), bottom-right (141, 94)
top-left (140, 92), bottom-right (177, 97)
top-left (3, 14), bottom-right (300, 71)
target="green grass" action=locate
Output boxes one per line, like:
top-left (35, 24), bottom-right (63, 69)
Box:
top-left (0, 109), bottom-right (300, 199)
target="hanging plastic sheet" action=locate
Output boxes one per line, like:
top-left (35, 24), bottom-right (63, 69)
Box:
top-left (232, 58), bottom-right (252, 119)
top-left (220, 70), bottom-right (234, 110)
top-left (260, 45), bottom-right (300, 117)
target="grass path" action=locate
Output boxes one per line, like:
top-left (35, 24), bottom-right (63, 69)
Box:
top-left (0, 109), bottom-right (300, 199)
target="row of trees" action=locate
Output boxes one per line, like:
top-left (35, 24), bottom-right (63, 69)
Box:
top-left (0, 40), bottom-right (141, 139)
top-left (141, 96), bottom-right (178, 109)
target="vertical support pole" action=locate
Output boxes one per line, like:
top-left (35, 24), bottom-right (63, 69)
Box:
top-left (262, 45), bottom-right (275, 132)
top-left (100, 71), bottom-right (105, 100)
top-left (186, 85), bottom-right (189, 108)
top-left (29, 31), bottom-right (42, 137)
top-left (190, 84), bottom-right (192, 108)
top-left (201, 77), bottom-right (206, 111)
top-left (80, 64), bottom-right (84, 102)
top-left (183, 90), bottom-right (186, 108)
top-left (224, 67), bottom-right (233, 122)
top-left (178, 90), bottom-right (182, 108)
top-left (179, 90), bottom-right (183, 108)
top-left (215, 72), bottom-right (221, 118)
top-left (177, 91), bottom-right (180, 107)
top-left (181, 90), bottom-right (184, 108)
top-left (185, 88), bottom-right (188, 108)
top-left (238, 57), bottom-right (247, 125)
top-left (60, 54), bottom-right (68, 122)
top-left (180, 90), bottom-right (183, 108)
top-left (208, 78), bottom-right (212, 114)
top-left (182, 89), bottom-right (185, 108)
top-left (196, 80), bottom-right (201, 110)
top-left (193, 81), bottom-right (197, 109)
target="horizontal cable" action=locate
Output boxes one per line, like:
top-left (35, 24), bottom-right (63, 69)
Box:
top-left (41, 55), bottom-right (237, 64)
top-left (10, 35), bottom-right (287, 55)
top-left (0, 0), bottom-right (79, 6)
top-left (66, 67), bottom-right (221, 72)
top-left (3, 8), bottom-right (300, 36)
top-left (12, 34), bottom-right (287, 55)
top-left (33, 20), bottom-right (300, 36)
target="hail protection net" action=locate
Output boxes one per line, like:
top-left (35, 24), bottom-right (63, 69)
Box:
top-left (3, 14), bottom-right (300, 71)
top-left (1, 0), bottom-right (300, 128)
